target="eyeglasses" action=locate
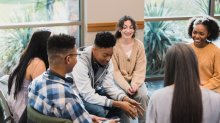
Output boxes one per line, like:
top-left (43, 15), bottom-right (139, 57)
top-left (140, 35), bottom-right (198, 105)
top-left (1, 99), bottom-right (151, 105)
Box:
top-left (68, 53), bottom-right (81, 56)
top-left (65, 53), bottom-right (81, 60)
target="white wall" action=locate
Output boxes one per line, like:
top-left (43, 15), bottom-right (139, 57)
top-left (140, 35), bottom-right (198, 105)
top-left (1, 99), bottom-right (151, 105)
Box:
top-left (84, 0), bottom-right (144, 46)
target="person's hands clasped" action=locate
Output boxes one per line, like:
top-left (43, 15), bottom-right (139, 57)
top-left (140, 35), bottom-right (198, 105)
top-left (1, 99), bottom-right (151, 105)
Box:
top-left (119, 101), bottom-right (138, 119)
top-left (123, 97), bottom-right (144, 117)
top-left (127, 84), bottom-right (138, 95)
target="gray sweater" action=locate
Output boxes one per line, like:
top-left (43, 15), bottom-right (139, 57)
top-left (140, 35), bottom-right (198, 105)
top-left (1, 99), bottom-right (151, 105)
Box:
top-left (72, 46), bottom-right (126, 107)
top-left (146, 85), bottom-right (220, 123)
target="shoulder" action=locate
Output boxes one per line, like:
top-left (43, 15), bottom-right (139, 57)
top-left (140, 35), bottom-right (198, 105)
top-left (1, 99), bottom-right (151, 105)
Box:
top-left (135, 39), bottom-right (144, 46)
top-left (30, 58), bottom-right (45, 67)
top-left (113, 40), bottom-right (121, 53)
top-left (209, 43), bottom-right (219, 49)
top-left (29, 73), bottom-right (45, 90)
top-left (207, 43), bottom-right (220, 56)
top-left (150, 86), bottom-right (173, 101)
top-left (77, 46), bottom-right (92, 61)
top-left (134, 39), bottom-right (145, 49)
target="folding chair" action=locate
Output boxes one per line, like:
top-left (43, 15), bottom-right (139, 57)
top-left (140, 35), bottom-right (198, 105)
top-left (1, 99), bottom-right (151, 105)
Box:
top-left (0, 90), bottom-right (13, 123)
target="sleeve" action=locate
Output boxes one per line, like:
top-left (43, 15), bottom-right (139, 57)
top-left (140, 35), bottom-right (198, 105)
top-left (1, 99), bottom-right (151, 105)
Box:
top-left (112, 48), bottom-right (131, 91)
top-left (34, 89), bottom-right (92, 122)
top-left (131, 41), bottom-right (147, 87)
top-left (203, 48), bottom-right (220, 90)
top-left (72, 57), bottom-right (114, 107)
top-left (64, 102), bottom-right (92, 123)
top-left (146, 95), bottom-right (157, 123)
top-left (53, 98), bottom-right (92, 122)
top-left (102, 61), bottom-right (127, 101)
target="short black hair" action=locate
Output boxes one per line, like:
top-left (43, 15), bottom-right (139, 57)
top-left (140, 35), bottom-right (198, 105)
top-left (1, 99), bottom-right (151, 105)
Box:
top-left (47, 34), bottom-right (76, 55)
top-left (94, 31), bottom-right (116, 48)
top-left (115, 15), bottom-right (137, 39)
top-left (188, 16), bottom-right (219, 41)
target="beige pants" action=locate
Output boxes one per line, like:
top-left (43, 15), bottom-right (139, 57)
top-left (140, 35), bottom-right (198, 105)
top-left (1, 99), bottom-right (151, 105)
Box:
top-left (120, 83), bottom-right (149, 123)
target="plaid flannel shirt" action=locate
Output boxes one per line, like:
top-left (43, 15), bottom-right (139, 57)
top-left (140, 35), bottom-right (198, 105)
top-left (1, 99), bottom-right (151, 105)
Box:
top-left (28, 70), bottom-right (92, 123)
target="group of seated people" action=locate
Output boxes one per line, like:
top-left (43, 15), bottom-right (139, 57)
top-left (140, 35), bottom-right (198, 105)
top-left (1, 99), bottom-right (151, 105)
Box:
top-left (4, 15), bottom-right (220, 123)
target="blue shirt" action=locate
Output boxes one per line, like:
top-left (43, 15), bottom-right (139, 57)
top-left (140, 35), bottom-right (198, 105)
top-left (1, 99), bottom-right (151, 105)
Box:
top-left (28, 70), bottom-right (92, 123)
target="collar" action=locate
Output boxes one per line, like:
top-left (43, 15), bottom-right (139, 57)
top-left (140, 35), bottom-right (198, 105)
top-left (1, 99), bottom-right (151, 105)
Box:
top-left (47, 69), bottom-right (73, 84)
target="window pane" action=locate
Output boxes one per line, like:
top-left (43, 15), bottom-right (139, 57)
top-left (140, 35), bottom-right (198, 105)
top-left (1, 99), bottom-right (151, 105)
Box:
top-left (214, 0), bottom-right (220, 15)
top-left (144, 20), bottom-right (190, 76)
top-left (145, 0), bottom-right (209, 17)
top-left (0, 26), bottom-right (79, 75)
top-left (0, 0), bottom-right (79, 24)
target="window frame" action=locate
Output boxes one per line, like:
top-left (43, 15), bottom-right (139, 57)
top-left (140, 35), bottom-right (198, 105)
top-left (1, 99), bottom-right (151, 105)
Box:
top-left (0, 0), bottom-right (85, 46)
top-left (144, 0), bottom-right (220, 78)
top-left (144, 0), bottom-right (220, 24)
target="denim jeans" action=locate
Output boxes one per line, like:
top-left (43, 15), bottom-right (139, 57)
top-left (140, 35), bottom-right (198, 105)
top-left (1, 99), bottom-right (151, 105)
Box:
top-left (83, 101), bottom-right (122, 119)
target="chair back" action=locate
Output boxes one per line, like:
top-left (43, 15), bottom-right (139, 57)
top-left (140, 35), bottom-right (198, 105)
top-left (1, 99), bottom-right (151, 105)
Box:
top-left (27, 105), bottom-right (72, 123)
top-left (0, 90), bottom-right (13, 123)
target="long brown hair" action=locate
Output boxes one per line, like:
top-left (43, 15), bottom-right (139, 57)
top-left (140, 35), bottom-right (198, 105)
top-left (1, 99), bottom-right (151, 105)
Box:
top-left (164, 43), bottom-right (203, 123)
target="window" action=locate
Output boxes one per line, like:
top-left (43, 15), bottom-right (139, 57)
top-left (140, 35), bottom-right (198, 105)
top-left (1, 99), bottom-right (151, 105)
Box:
top-left (144, 0), bottom-right (220, 76)
top-left (0, 0), bottom-right (84, 75)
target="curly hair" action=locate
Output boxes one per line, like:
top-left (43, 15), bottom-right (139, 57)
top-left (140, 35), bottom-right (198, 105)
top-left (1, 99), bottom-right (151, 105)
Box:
top-left (115, 15), bottom-right (137, 39)
top-left (94, 31), bottom-right (116, 48)
top-left (188, 16), bottom-right (219, 41)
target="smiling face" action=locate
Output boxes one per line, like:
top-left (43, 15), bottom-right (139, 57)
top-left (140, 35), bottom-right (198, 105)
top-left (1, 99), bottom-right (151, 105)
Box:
top-left (192, 24), bottom-right (210, 48)
top-left (120, 20), bottom-right (135, 39)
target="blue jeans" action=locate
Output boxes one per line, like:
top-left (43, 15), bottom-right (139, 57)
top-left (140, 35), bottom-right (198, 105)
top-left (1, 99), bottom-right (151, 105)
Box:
top-left (83, 101), bottom-right (122, 118)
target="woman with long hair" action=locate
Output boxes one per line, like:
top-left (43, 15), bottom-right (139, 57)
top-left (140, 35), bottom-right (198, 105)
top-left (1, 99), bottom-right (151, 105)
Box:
top-left (146, 43), bottom-right (220, 123)
top-left (7, 30), bottom-right (51, 122)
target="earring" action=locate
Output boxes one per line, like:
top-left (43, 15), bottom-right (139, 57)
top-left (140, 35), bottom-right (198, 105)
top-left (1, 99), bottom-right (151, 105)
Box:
top-left (206, 39), bottom-right (211, 43)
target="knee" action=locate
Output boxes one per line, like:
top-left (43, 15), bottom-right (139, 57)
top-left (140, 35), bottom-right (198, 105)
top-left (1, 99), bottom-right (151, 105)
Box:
top-left (95, 107), bottom-right (105, 117)
top-left (136, 93), bottom-right (149, 103)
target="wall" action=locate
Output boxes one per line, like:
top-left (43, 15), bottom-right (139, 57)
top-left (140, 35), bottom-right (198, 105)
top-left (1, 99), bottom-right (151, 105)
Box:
top-left (84, 0), bottom-right (144, 46)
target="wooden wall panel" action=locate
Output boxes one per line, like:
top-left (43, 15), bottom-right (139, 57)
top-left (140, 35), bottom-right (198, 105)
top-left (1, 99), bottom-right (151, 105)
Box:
top-left (87, 21), bottom-right (144, 32)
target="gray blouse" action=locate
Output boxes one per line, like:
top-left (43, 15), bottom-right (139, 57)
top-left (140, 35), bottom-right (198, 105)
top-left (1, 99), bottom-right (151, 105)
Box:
top-left (146, 85), bottom-right (220, 123)
top-left (7, 79), bottom-right (30, 123)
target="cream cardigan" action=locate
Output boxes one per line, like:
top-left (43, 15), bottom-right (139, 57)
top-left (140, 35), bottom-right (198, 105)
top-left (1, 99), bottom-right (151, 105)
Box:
top-left (112, 39), bottom-right (147, 91)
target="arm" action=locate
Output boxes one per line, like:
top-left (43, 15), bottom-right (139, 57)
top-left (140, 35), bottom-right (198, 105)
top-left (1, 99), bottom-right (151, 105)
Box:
top-left (112, 50), bottom-right (131, 91)
top-left (203, 49), bottom-right (220, 90)
top-left (112, 100), bottom-right (138, 119)
top-left (131, 41), bottom-right (147, 88)
top-left (102, 61), bottom-right (127, 101)
top-left (72, 58), bottom-right (114, 107)
top-left (56, 99), bottom-right (92, 122)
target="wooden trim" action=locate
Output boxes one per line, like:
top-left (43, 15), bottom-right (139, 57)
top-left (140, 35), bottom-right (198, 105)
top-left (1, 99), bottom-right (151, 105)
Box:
top-left (0, 21), bottom-right (81, 29)
top-left (87, 21), bottom-right (144, 32)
